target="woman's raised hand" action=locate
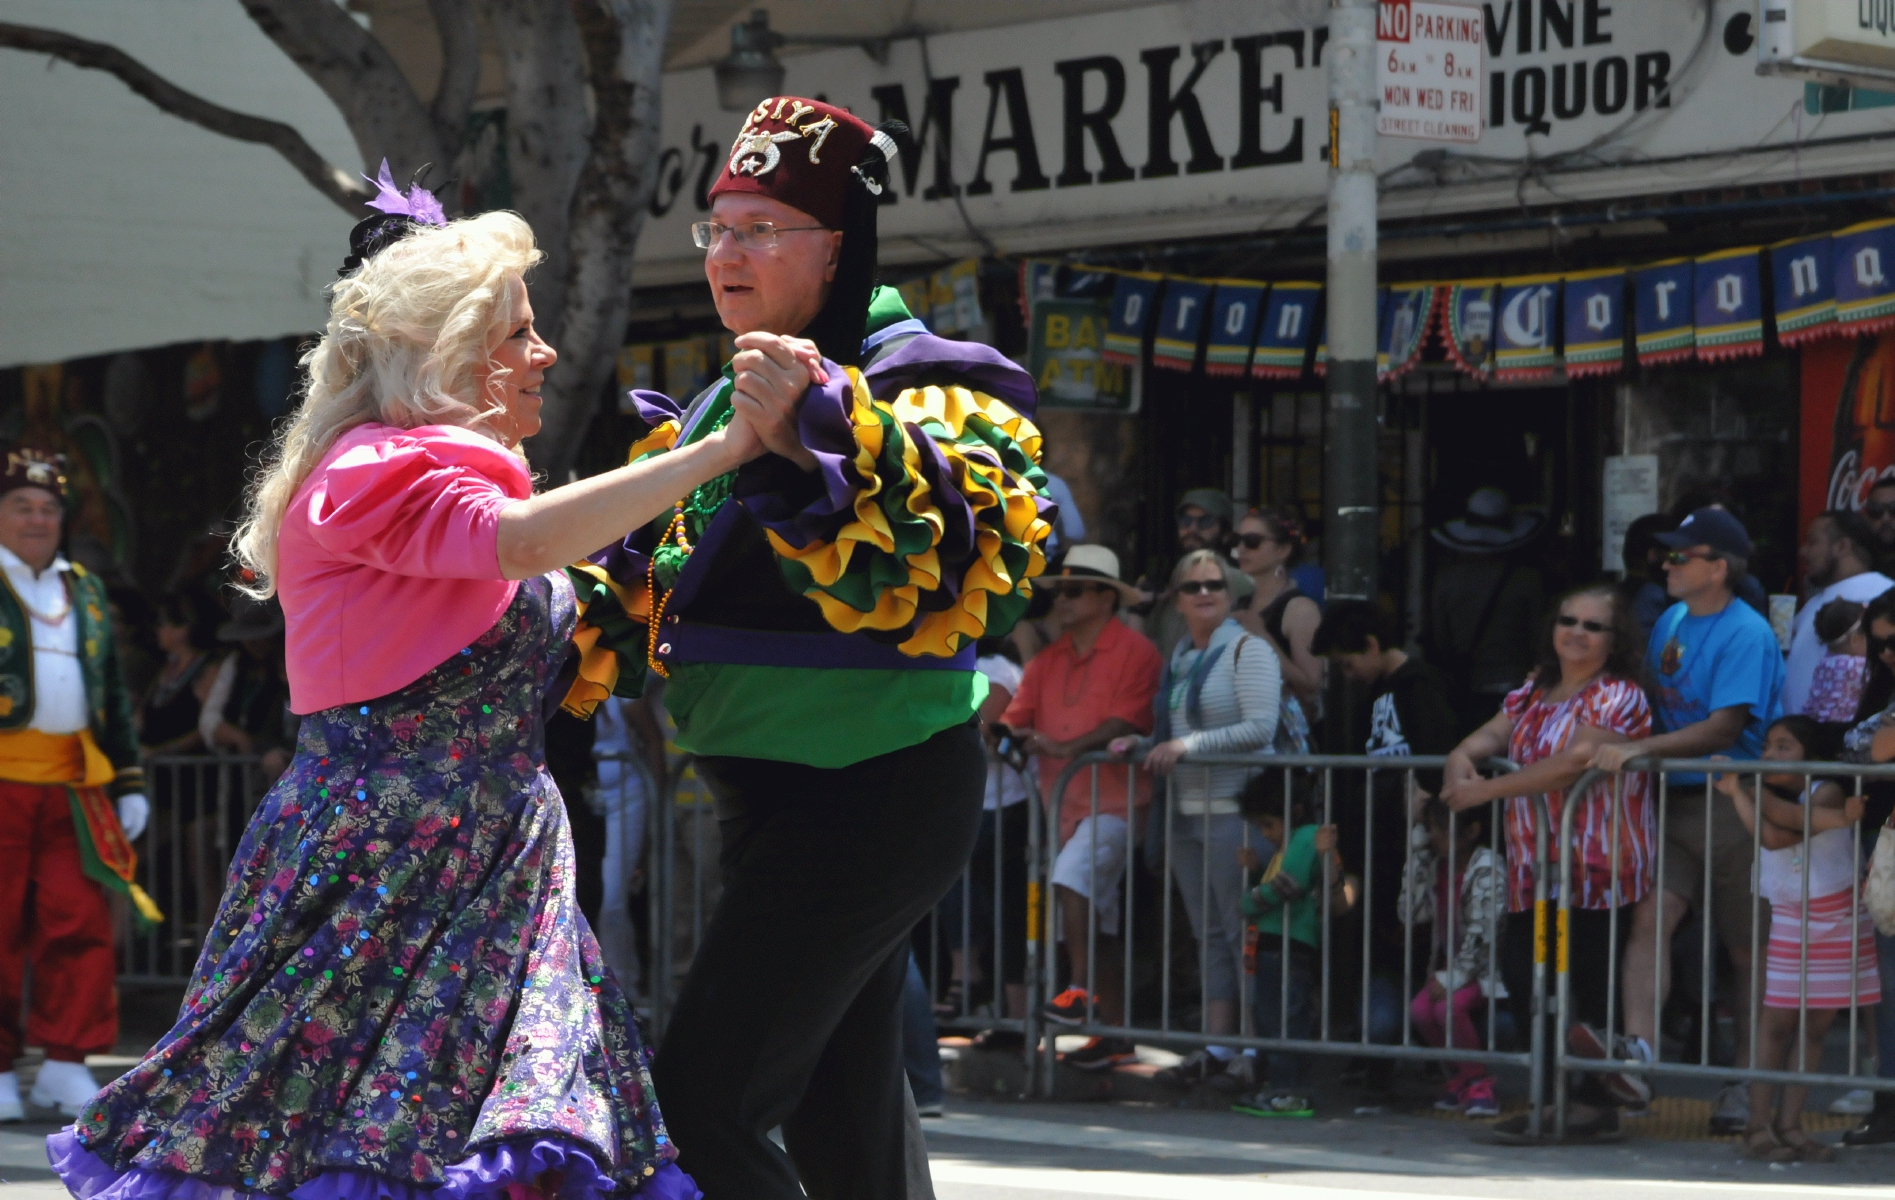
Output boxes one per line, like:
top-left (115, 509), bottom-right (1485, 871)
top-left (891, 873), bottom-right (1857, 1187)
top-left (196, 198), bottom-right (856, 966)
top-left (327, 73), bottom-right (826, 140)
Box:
top-left (729, 332), bottom-right (827, 471)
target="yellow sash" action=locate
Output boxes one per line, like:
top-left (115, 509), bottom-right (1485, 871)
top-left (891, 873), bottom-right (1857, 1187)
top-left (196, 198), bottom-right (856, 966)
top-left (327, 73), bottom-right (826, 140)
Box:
top-left (0, 727), bottom-right (115, 786)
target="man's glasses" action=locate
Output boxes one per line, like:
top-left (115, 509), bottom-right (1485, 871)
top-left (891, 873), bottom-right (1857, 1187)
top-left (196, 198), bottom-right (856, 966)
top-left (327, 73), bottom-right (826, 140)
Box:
top-left (690, 220), bottom-right (828, 250)
top-left (1177, 513), bottom-right (1221, 532)
top-left (1555, 614), bottom-right (1609, 633)
top-left (1664, 549), bottom-right (1716, 566)
top-left (1050, 582), bottom-right (1109, 599)
top-left (1178, 579), bottom-right (1228, 596)
top-left (1236, 532), bottom-right (1280, 549)
top-left (1867, 502), bottom-right (1895, 519)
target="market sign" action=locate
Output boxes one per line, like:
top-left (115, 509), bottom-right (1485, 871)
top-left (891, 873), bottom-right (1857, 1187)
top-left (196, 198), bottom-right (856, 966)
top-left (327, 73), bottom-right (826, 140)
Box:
top-left (1376, 0), bottom-right (1483, 143)
top-left (1028, 298), bottom-right (1135, 411)
top-left (1761, 0), bottom-right (1895, 73)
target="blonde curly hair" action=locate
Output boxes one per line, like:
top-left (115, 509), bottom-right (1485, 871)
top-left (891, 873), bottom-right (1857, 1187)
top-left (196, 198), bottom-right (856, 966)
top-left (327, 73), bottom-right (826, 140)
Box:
top-left (233, 210), bottom-right (544, 596)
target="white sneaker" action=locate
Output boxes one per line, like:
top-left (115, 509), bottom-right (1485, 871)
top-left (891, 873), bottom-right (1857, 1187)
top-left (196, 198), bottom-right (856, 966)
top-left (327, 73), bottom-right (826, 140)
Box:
top-left (0, 1071), bottom-right (21, 1123)
top-left (29, 1060), bottom-right (100, 1117)
top-left (1832, 1087), bottom-right (1877, 1115)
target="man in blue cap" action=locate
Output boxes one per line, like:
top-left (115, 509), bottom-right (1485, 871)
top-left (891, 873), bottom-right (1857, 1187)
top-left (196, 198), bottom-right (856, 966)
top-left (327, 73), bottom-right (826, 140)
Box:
top-left (1588, 506), bottom-right (1784, 1133)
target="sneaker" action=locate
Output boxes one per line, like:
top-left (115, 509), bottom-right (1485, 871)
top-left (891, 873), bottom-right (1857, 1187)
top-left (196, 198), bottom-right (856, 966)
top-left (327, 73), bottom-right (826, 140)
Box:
top-left (1831, 1087), bottom-right (1877, 1116)
top-left (1062, 1037), bottom-right (1136, 1071)
top-left (1709, 1083), bottom-right (1749, 1136)
top-left (1842, 1097), bottom-right (1895, 1147)
top-left (29, 1060), bottom-right (99, 1118)
top-left (1208, 1053), bottom-right (1256, 1094)
top-left (1042, 986), bottom-right (1096, 1027)
top-left (915, 1100), bottom-right (945, 1118)
top-left (1433, 1075), bottom-right (1470, 1112)
top-left (1568, 1024), bottom-right (1651, 1107)
top-left (1153, 1048), bottom-right (1225, 1088)
top-left (0, 1072), bottom-right (20, 1124)
top-left (1232, 1090), bottom-right (1314, 1118)
top-left (1462, 1078), bottom-right (1500, 1119)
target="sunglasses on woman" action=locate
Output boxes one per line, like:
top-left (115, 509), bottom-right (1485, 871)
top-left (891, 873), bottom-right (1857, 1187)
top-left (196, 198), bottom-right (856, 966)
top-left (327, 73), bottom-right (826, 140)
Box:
top-left (1236, 532), bottom-right (1280, 549)
top-left (1556, 614), bottom-right (1609, 633)
top-left (1178, 579), bottom-right (1228, 596)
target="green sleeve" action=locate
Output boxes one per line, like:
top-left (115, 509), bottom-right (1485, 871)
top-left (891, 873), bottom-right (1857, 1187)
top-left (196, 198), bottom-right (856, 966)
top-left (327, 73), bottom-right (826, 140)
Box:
top-left (1242, 827), bottom-right (1319, 917)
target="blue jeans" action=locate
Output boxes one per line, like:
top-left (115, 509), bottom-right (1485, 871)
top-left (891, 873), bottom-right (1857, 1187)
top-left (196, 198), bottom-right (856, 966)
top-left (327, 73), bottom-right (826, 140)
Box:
top-left (902, 953), bottom-right (945, 1106)
top-left (1252, 939), bottom-right (1318, 1091)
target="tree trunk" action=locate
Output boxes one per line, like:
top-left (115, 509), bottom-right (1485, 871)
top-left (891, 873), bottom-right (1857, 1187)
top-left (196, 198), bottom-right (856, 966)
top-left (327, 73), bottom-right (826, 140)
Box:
top-left (530, 0), bottom-right (673, 483)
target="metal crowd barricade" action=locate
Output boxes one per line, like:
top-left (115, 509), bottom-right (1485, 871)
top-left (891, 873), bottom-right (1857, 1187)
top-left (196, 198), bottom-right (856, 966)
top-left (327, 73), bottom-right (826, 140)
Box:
top-left (1551, 759), bottom-right (1895, 1139)
top-left (1034, 751), bottom-right (1557, 1136)
top-left (116, 755), bottom-right (270, 984)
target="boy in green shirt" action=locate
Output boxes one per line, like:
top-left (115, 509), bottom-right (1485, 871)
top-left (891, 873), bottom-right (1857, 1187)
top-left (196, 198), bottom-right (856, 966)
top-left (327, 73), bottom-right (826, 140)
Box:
top-left (1234, 774), bottom-right (1339, 1118)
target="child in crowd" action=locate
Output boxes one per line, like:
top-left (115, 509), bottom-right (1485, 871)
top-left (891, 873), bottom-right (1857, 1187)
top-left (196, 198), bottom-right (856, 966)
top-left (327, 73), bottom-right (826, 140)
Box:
top-left (1716, 715), bottom-right (1877, 1163)
top-left (1806, 599), bottom-right (1870, 728)
top-left (1233, 773), bottom-right (1339, 1119)
top-left (1398, 800), bottom-right (1505, 1119)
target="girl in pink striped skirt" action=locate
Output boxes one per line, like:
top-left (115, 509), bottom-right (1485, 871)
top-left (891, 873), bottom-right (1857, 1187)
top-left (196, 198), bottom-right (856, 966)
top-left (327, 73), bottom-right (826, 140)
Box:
top-left (1717, 715), bottom-right (1877, 1163)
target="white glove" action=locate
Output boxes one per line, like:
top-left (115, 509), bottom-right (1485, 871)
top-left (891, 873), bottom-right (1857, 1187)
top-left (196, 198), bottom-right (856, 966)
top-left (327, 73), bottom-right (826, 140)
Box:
top-left (117, 792), bottom-right (149, 841)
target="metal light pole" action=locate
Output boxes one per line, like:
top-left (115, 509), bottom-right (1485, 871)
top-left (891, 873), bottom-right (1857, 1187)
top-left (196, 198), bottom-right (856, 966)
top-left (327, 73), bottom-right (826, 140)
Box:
top-left (1323, 0), bottom-right (1380, 604)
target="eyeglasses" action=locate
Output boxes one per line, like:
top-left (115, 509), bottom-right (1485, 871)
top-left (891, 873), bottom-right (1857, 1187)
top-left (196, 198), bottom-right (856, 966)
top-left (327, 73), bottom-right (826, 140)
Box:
top-left (1663, 549), bottom-right (1716, 567)
top-left (1177, 513), bottom-right (1221, 532)
top-left (1050, 582), bottom-right (1109, 599)
top-left (1555, 614), bottom-right (1609, 633)
top-left (690, 220), bottom-right (829, 250)
top-left (1178, 579), bottom-right (1229, 596)
top-left (1867, 502), bottom-right (1895, 519)
top-left (1237, 532), bottom-right (1280, 549)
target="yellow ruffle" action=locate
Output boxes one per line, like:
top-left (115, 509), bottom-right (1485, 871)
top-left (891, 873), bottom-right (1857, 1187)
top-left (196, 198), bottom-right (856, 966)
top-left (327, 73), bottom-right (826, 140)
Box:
top-left (560, 623), bottom-right (621, 718)
top-left (625, 419), bottom-right (680, 463)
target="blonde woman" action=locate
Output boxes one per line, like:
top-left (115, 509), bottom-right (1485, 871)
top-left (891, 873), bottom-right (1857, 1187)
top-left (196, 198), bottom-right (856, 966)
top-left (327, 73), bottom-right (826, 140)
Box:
top-left (49, 200), bottom-right (814, 1200)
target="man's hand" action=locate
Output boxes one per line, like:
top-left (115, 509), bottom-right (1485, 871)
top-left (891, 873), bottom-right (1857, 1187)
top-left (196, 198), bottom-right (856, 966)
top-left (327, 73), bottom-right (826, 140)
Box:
top-left (1144, 738), bottom-right (1189, 774)
top-left (1588, 741), bottom-right (1642, 773)
top-left (117, 792), bottom-right (149, 841)
top-left (730, 332), bottom-right (825, 471)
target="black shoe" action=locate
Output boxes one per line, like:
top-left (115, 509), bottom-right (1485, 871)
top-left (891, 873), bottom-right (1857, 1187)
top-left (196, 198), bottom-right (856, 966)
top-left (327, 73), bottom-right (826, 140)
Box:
top-left (1842, 1103), bottom-right (1895, 1147)
top-left (1062, 1036), bottom-right (1137, 1071)
top-left (970, 1028), bottom-right (1025, 1053)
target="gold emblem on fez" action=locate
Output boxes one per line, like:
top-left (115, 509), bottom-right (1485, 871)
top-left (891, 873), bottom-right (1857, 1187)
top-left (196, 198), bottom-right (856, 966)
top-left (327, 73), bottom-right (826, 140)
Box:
top-left (728, 129), bottom-right (803, 178)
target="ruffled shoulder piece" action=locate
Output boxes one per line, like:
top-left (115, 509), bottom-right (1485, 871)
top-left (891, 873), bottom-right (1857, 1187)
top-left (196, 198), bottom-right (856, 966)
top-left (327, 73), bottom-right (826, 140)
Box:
top-left (740, 364), bottom-right (1054, 658)
top-left (622, 391), bottom-right (685, 463)
top-left (560, 539), bottom-right (654, 717)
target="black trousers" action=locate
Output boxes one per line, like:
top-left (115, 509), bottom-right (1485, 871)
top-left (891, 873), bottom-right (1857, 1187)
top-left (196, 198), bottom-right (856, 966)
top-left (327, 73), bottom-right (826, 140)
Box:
top-left (650, 722), bottom-right (986, 1200)
top-left (1502, 902), bottom-right (1626, 1107)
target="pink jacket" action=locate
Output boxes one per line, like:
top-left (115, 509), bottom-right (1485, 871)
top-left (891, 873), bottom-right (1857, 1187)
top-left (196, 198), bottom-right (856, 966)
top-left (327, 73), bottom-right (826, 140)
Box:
top-left (279, 422), bottom-right (532, 714)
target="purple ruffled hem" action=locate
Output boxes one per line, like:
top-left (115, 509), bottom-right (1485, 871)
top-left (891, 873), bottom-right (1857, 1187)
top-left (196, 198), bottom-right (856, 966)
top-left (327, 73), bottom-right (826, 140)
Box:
top-left (48, 1128), bottom-right (697, 1200)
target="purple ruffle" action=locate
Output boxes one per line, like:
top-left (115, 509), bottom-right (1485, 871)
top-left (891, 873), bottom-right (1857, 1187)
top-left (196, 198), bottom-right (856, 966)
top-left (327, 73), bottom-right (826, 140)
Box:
top-left (48, 1128), bottom-right (697, 1200)
top-left (862, 332), bottom-right (1039, 418)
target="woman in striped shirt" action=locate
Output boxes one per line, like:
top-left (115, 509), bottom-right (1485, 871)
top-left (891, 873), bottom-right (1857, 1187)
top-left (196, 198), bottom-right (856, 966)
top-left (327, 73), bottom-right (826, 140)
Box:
top-left (1441, 583), bottom-right (1654, 1141)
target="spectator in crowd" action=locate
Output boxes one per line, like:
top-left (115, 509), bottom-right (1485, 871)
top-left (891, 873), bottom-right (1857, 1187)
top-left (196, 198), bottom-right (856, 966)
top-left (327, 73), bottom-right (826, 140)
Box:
top-left (1147, 489), bottom-right (1253, 662)
top-left (1718, 715), bottom-right (1877, 1163)
top-left (1110, 549), bottom-right (1281, 1093)
top-left (1235, 506), bottom-right (1324, 713)
top-left (107, 586), bottom-right (160, 703)
top-left (1590, 507), bottom-right (1784, 1135)
top-left (1398, 800), bottom-right (1503, 1119)
top-left (1442, 583), bottom-right (1654, 1141)
top-left (1231, 773), bottom-right (1338, 1120)
top-left (1042, 470), bottom-right (1087, 561)
top-left (1806, 598), bottom-right (1871, 737)
top-left (592, 690), bottom-right (667, 994)
top-left (938, 637), bottom-right (1035, 1040)
top-left (1429, 487), bottom-right (1547, 735)
top-left (200, 593), bottom-right (292, 783)
top-left (1621, 513), bottom-right (1673, 646)
top-left (1837, 595), bottom-right (1895, 1146)
top-left (1783, 510), bottom-right (1892, 717)
top-left (901, 953), bottom-right (946, 1119)
top-left (1864, 477), bottom-right (1895, 575)
top-left (1668, 490), bottom-right (1770, 616)
top-left (138, 588), bottom-right (227, 935)
top-left (1000, 544), bottom-right (1161, 1071)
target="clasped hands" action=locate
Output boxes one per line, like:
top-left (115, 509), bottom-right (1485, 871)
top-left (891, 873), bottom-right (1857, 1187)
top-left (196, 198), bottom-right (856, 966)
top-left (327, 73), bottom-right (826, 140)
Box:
top-left (721, 332), bottom-right (827, 471)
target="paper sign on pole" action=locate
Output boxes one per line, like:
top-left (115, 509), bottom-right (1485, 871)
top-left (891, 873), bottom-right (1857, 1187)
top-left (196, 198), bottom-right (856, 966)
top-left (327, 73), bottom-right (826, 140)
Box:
top-left (1602, 454), bottom-right (1660, 572)
top-left (1376, 0), bottom-right (1483, 143)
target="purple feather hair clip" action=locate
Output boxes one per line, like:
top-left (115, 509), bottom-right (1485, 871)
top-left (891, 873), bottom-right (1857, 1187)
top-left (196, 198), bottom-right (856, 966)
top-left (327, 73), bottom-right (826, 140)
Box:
top-left (363, 159), bottom-right (447, 226)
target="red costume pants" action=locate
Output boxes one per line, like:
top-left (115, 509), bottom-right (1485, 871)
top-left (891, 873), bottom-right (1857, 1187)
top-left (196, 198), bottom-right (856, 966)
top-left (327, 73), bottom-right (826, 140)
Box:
top-left (0, 780), bottom-right (117, 1063)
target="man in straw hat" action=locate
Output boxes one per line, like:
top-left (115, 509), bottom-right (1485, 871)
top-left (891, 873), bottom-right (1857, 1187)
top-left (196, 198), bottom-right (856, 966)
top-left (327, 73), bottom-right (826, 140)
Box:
top-left (0, 448), bottom-right (154, 1124)
top-left (999, 545), bottom-right (1160, 1071)
top-left (570, 96), bottom-right (1054, 1196)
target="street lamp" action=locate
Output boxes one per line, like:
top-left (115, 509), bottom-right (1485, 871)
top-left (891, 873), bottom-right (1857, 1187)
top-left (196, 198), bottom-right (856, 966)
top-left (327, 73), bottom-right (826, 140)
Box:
top-left (712, 9), bottom-right (910, 111)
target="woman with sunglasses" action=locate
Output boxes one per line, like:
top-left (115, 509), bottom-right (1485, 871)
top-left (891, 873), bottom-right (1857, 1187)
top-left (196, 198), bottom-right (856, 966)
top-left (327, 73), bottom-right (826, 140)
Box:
top-left (1439, 584), bottom-right (1655, 1140)
top-left (1234, 507), bottom-right (1323, 711)
top-left (1109, 549), bottom-right (1282, 1091)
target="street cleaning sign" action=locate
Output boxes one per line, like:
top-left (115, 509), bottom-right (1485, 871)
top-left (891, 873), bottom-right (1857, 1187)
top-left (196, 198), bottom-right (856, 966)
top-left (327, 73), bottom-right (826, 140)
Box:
top-left (1376, 0), bottom-right (1483, 143)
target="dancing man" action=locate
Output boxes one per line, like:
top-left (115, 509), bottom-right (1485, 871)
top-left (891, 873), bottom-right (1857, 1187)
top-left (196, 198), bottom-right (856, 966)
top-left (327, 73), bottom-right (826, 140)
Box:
top-left (0, 448), bottom-right (152, 1123)
top-left (573, 98), bottom-right (1052, 1197)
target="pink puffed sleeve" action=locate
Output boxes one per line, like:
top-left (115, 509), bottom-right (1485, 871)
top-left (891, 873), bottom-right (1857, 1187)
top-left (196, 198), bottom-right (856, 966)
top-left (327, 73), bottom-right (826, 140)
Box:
top-left (303, 424), bottom-right (532, 580)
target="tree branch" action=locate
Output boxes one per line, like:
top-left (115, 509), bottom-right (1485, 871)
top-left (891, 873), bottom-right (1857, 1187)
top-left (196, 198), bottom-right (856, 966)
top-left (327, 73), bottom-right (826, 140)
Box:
top-left (427, 0), bottom-right (480, 158)
top-left (0, 21), bottom-right (370, 214)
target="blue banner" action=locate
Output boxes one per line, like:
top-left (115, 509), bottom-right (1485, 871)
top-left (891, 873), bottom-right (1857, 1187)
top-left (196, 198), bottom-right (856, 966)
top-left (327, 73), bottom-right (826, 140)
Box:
top-left (1204, 281), bottom-right (1265, 375)
top-left (1634, 259), bottom-right (1695, 366)
top-left (1495, 275), bottom-right (1561, 381)
top-left (1441, 282), bottom-right (1496, 377)
top-left (1251, 282), bottom-right (1320, 379)
top-left (1562, 269), bottom-right (1624, 377)
top-left (1377, 285), bottom-right (1433, 380)
top-left (1152, 277), bottom-right (1214, 372)
top-left (1835, 218), bottom-right (1895, 336)
top-left (1102, 272), bottom-right (1162, 365)
top-left (1770, 235), bottom-right (1835, 346)
top-left (1693, 247), bottom-right (1763, 362)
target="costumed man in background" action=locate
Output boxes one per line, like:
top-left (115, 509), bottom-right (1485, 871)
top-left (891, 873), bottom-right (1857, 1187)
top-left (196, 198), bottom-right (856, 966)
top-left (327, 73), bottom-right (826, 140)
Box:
top-left (0, 449), bottom-right (153, 1122)
top-left (566, 98), bottom-right (1052, 1198)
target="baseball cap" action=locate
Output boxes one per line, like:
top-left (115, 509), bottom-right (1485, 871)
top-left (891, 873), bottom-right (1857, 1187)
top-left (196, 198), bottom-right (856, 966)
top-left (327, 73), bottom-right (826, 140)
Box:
top-left (1655, 507), bottom-right (1753, 558)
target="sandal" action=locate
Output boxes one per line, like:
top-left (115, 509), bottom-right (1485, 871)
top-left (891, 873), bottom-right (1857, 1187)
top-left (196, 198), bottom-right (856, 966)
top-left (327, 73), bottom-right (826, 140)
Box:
top-left (1742, 1127), bottom-right (1795, 1163)
top-left (1775, 1125), bottom-right (1837, 1163)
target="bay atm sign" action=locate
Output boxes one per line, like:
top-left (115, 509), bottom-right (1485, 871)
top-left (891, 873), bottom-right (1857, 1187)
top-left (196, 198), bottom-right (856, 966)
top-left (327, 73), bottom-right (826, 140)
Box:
top-left (1377, 0), bottom-right (1483, 143)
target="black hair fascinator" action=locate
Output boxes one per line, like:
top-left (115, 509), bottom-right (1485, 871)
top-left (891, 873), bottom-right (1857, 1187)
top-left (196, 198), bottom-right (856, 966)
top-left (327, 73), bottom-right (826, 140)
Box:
top-left (800, 121), bottom-right (907, 367)
top-left (338, 160), bottom-right (449, 277)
